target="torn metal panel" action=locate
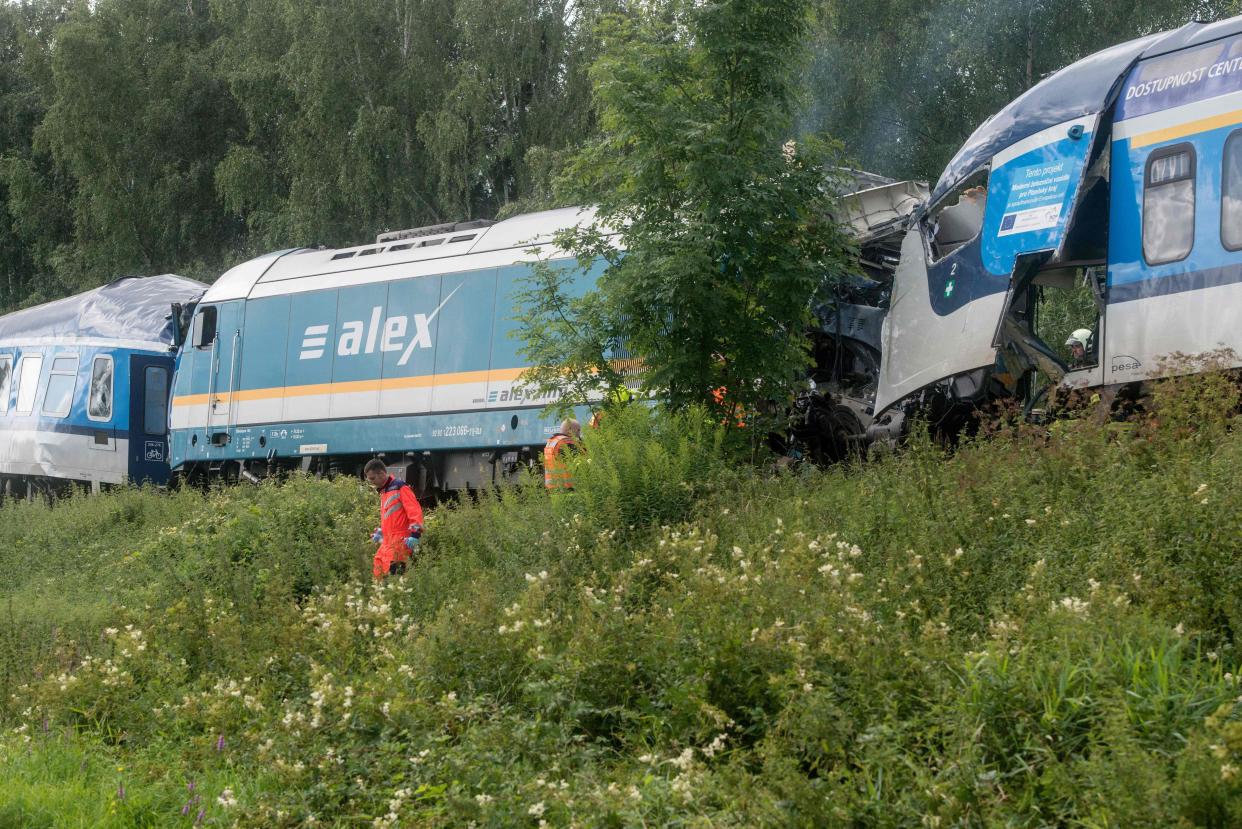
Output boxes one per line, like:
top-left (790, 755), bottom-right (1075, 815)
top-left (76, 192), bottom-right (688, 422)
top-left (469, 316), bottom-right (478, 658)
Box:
top-left (0, 275), bottom-right (207, 349)
top-left (838, 179), bottom-right (929, 246)
top-left (874, 228), bottom-right (1008, 413)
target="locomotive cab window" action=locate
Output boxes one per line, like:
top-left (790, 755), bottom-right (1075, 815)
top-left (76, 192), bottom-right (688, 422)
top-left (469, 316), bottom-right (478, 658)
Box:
top-left (0, 354), bottom-right (11, 414)
top-left (1223, 130), bottom-right (1242, 251)
top-left (925, 169), bottom-right (989, 263)
top-left (144, 366), bottom-right (169, 435)
top-left (15, 354), bottom-right (42, 415)
top-left (192, 305), bottom-right (217, 349)
top-left (42, 355), bottom-right (79, 418)
top-left (1143, 144), bottom-right (1196, 265)
top-left (88, 355), bottom-right (114, 422)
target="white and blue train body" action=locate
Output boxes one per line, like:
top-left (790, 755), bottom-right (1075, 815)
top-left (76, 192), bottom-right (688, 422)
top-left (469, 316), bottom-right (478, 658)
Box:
top-left (872, 15), bottom-right (1242, 422)
top-left (0, 275), bottom-right (207, 495)
top-left (170, 209), bottom-right (603, 491)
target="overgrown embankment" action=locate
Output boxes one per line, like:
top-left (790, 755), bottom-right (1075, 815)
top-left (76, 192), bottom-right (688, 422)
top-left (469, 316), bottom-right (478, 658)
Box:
top-left (1, 377), bottom-right (1241, 827)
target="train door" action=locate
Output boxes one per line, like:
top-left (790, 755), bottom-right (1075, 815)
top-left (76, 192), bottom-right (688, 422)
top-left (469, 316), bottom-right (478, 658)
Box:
top-left (128, 354), bottom-right (173, 484)
top-left (200, 302), bottom-right (243, 445)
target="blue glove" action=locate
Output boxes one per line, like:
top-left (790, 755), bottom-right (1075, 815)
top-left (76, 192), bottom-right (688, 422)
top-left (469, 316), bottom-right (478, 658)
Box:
top-left (370, 528), bottom-right (383, 543)
top-left (405, 535), bottom-right (420, 553)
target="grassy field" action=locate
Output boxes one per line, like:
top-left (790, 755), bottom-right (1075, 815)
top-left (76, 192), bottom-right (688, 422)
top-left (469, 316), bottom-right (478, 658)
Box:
top-left (1, 377), bottom-right (1241, 827)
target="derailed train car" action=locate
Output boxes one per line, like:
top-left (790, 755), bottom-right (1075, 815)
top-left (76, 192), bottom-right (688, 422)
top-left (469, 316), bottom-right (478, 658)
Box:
top-left (0, 275), bottom-right (207, 496)
top-left (807, 14), bottom-right (1242, 450)
top-left (170, 14), bottom-right (1242, 484)
top-left (170, 211), bottom-right (606, 492)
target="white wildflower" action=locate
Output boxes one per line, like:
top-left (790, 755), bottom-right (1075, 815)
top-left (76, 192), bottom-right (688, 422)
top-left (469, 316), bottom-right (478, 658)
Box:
top-left (670, 748), bottom-right (695, 771)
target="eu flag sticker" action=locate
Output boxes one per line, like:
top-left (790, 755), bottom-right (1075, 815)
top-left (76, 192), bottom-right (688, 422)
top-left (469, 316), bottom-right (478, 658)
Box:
top-left (1000, 214), bottom-right (1017, 231)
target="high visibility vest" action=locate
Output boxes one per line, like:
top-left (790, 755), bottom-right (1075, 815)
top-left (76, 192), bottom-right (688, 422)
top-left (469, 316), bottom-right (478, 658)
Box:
top-left (711, 386), bottom-right (745, 428)
top-left (544, 433), bottom-right (578, 490)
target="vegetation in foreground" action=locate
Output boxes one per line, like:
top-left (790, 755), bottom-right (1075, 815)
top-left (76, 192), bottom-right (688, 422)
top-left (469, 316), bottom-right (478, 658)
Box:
top-left (2, 377), bottom-right (1242, 827)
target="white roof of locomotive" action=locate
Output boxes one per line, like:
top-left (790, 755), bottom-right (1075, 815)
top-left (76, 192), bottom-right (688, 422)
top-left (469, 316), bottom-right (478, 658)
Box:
top-left (201, 206), bottom-right (602, 304)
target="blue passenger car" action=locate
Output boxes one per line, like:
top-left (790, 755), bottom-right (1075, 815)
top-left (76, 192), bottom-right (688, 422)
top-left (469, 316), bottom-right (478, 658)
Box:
top-left (0, 275), bottom-right (207, 496)
top-left (170, 210), bottom-right (603, 492)
top-left (868, 14), bottom-right (1242, 423)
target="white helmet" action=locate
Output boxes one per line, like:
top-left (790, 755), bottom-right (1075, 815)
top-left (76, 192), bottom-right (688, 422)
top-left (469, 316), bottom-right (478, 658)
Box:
top-left (1065, 328), bottom-right (1092, 348)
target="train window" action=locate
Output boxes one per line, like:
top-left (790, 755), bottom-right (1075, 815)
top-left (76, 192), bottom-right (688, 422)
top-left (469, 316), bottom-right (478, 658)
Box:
top-left (87, 355), bottom-right (114, 422)
top-left (0, 355), bottom-right (11, 414)
top-left (1223, 131), bottom-right (1242, 251)
top-left (15, 354), bottom-right (42, 415)
top-left (42, 355), bottom-right (79, 418)
top-left (144, 366), bottom-right (169, 435)
top-left (925, 170), bottom-right (988, 263)
top-left (1143, 143), bottom-right (1195, 265)
top-left (192, 306), bottom-right (217, 349)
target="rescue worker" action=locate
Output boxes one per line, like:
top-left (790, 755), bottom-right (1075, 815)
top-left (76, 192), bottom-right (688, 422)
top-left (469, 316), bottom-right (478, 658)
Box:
top-left (544, 418), bottom-right (582, 491)
top-left (710, 386), bottom-right (746, 428)
top-left (363, 458), bottom-right (424, 579)
top-left (589, 384), bottom-right (633, 429)
top-left (1065, 328), bottom-right (1094, 368)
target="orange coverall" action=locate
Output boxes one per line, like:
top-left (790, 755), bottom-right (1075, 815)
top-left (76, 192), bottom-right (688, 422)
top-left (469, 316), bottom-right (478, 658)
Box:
top-left (373, 476), bottom-right (424, 578)
top-left (543, 433), bottom-right (580, 490)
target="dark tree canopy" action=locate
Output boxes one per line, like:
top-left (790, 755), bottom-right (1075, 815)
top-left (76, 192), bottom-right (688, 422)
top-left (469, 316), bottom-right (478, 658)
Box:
top-left (0, 0), bottom-right (1236, 312)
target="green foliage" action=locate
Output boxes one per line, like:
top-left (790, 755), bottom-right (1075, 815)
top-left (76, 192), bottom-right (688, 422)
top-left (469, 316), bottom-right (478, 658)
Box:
top-left (32, 0), bottom-right (243, 288)
top-left (1, 0), bottom-right (1236, 313)
top-left (806, 0), bottom-right (1226, 181)
top-left (0, 0), bottom-right (608, 312)
top-left (528, 0), bottom-right (858, 425)
top-left (2, 376), bottom-right (1242, 824)
top-left (512, 254), bottom-right (627, 416)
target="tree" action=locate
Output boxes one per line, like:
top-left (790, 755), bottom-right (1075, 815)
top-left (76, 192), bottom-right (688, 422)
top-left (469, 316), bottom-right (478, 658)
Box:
top-left (804, 0), bottom-right (1231, 181)
top-left (14, 0), bottom-right (243, 291)
top-left (519, 0), bottom-right (856, 427)
top-left (0, 0), bottom-right (74, 311)
top-left (213, 0), bottom-right (607, 252)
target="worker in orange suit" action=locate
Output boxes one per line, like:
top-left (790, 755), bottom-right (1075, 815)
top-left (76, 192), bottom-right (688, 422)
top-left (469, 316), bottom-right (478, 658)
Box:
top-left (711, 386), bottom-right (746, 428)
top-left (364, 458), bottom-right (424, 578)
top-left (544, 418), bottom-right (583, 491)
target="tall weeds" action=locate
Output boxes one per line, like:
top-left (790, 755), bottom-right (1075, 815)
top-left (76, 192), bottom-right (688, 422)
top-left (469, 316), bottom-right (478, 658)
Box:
top-left (0, 376), bottom-right (1239, 826)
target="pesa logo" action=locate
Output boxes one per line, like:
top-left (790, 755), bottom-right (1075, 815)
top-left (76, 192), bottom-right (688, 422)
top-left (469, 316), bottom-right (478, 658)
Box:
top-left (298, 285), bottom-right (461, 366)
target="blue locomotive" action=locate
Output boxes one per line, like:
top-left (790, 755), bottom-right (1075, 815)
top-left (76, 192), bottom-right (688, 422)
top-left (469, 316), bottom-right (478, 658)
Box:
top-left (169, 210), bottom-right (604, 492)
top-left (0, 275), bottom-right (207, 497)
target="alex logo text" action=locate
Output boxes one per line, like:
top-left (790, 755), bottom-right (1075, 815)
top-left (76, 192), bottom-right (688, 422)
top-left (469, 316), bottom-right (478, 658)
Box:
top-left (298, 285), bottom-right (461, 367)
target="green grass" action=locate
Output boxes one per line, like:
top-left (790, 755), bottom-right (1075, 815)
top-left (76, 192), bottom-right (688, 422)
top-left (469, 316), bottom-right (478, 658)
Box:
top-left (1, 391), bottom-right (1241, 826)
